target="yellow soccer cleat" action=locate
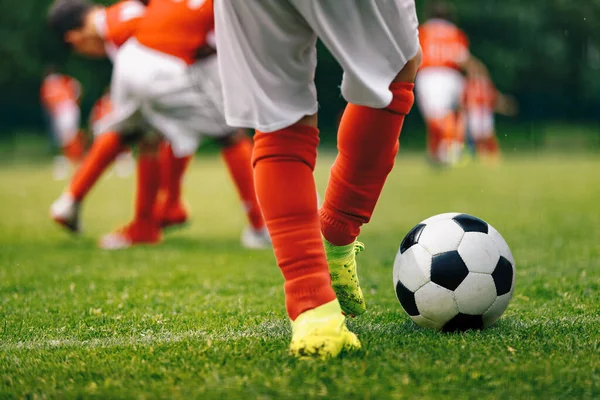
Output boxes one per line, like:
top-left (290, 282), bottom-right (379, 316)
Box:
top-left (324, 240), bottom-right (366, 317)
top-left (289, 299), bottom-right (361, 360)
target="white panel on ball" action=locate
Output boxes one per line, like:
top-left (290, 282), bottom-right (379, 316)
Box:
top-left (458, 232), bottom-right (500, 274)
top-left (420, 212), bottom-right (460, 225)
top-left (393, 244), bottom-right (431, 292)
top-left (454, 273), bottom-right (497, 315)
top-left (487, 225), bottom-right (515, 265)
top-left (482, 292), bottom-right (513, 328)
top-left (414, 282), bottom-right (458, 324)
top-left (417, 219), bottom-right (465, 255)
top-left (411, 315), bottom-right (444, 330)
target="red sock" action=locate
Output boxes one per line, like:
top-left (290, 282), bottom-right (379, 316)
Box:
top-left (253, 126), bottom-right (336, 320)
top-left (320, 82), bottom-right (415, 246)
top-left (221, 137), bottom-right (265, 230)
top-left (69, 132), bottom-right (124, 201)
top-left (159, 143), bottom-right (191, 207)
top-left (135, 153), bottom-right (160, 224)
top-left (157, 141), bottom-right (172, 198)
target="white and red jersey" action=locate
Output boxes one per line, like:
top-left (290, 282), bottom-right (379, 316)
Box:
top-left (94, 0), bottom-right (146, 60)
top-left (419, 19), bottom-right (469, 71)
top-left (40, 74), bottom-right (81, 114)
top-left (463, 76), bottom-right (497, 110)
top-left (135, 0), bottom-right (215, 65)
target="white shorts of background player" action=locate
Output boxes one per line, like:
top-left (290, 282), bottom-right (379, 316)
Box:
top-left (94, 39), bottom-right (232, 157)
top-left (415, 66), bottom-right (465, 121)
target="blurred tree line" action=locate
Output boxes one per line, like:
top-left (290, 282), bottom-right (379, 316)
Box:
top-left (1, 0), bottom-right (600, 137)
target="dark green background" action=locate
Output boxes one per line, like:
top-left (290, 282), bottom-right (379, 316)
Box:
top-left (1, 0), bottom-right (600, 143)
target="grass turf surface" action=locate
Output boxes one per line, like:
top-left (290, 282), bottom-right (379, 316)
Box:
top-left (0, 152), bottom-right (599, 399)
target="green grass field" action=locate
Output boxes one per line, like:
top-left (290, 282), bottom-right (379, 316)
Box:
top-left (0, 152), bottom-right (599, 399)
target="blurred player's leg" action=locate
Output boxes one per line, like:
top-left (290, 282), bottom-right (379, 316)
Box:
top-left (99, 137), bottom-right (162, 249)
top-left (50, 131), bottom-right (124, 233)
top-left (154, 141), bottom-right (191, 229)
top-left (218, 130), bottom-right (269, 249)
top-left (415, 68), bottom-right (465, 166)
top-left (467, 107), bottom-right (500, 163)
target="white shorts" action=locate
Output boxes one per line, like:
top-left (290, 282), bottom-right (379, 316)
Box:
top-left (214, 0), bottom-right (420, 133)
top-left (467, 107), bottom-right (494, 140)
top-left (415, 67), bottom-right (465, 121)
top-left (51, 102), bottom-right (80, 146)
top-left (94, 39), bottom-right (232, 157)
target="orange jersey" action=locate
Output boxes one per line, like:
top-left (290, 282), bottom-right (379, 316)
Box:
top-left (90, 93), bottom-right (113, 123)
top-left (95, 0), bottom-right (146, 58)
top-left (463, 76), bottom-right (497, 109)
top-left (135, 0), bottom-right (215, 65)
top-left (40, 74), bottom-right (81, 113)
top-left (419, 19), bottom-right (469, 71)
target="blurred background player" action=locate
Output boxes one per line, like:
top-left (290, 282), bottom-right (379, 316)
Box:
top-left (463, 70), bottom-right (518, 163)
top-left (47, 0), bottom-right (160, 239)
top-left (49, 0), bottom-right (269, 249)
top-left (40, 66), bottom-right (86, 179)
top-left (415, 1), bottom-right (488, 167)
top-left (214, 0), bottom-right (420, 358)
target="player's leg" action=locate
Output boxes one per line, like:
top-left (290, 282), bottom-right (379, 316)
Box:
top-left (215, 129), bottom-right (269, 249)
top-left (50, 131), bottom-right (127, 233)
top-left (215, 0), bottom-right (358, 359)
top-left (469, 108), bottom-right (499, 162)
top-left (287, 0), bottom-right (420, 316)
top-left (415, 68), bottom-right (465, 165)
top-left (99, 135), bottom-right (162, 249)
top-left (51, 40), bottom-right (147, 234)
top-left (154, 141), bottom-right (192, 229)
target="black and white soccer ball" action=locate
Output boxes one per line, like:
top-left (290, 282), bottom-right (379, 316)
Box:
top-left (393, 213), bottom-right (515, 332)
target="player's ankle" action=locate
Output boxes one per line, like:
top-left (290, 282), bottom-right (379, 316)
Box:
top-left (323, 239), bottom-right (355, 259)
top-left (285, 272), bottom-right (337, 321)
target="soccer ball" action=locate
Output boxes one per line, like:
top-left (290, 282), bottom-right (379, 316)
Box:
top-left (393, 213), bottom-right (515, 332)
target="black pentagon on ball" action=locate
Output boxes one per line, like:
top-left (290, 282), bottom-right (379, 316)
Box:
top-left (442, 313), bottom-right (484, 332)
top-left (399, 223), bottom-right (426, 254)
top-left (395, 280), bottom-right (419, 316)
top-left (430, 251), bottom-right (469, 291)
top-left (452, 214), bottom-right (489, 234)
top-left (492, 256), bottom-right (513, 296)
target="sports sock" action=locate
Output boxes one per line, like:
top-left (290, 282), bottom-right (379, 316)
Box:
top-left (159, 142), bottom-right (191, 208)
top-left (157, 141), bottom-right (172, 200)
top-left (68, 131), bottom-right (123, 201)
top-left (253, 125), bottom-right (335, 320)
top-left (221, 137), bottom-right (265, 230)
top-left (320, 82), bottom-right (415, 246)
top-left (134, 153), bottom-right (160, 224)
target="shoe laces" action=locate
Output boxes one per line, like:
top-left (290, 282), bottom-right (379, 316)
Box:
top-left (353, 241), bottom-right (365, 255)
